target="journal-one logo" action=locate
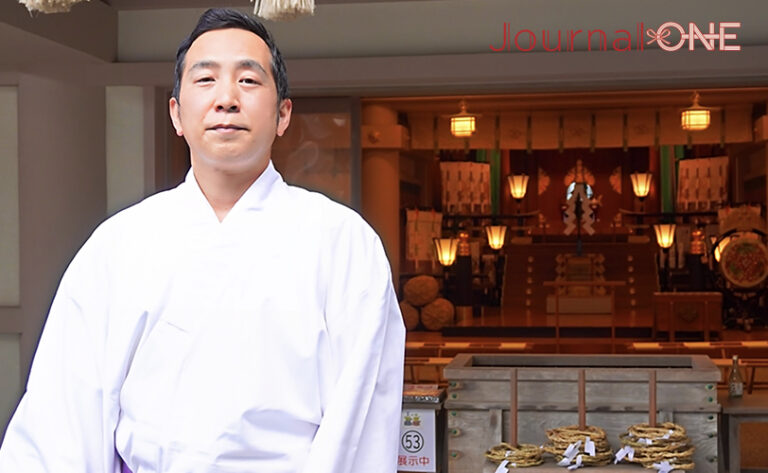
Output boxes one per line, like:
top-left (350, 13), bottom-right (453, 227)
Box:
top-left (490, 22), bottom-right (741, 53)
top-left (647, 22), bottom-right (740, 51)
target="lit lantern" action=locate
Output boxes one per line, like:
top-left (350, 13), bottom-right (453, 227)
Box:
top-left (681, 92), bottom-right (711, 131)
top-left (450, 100), bottom-right (477, 138)
top-left (654, 223), bottom-right (676, 249)
top-left (433, 238), bottom-right (459, 266)
top-left (630, 172), bottom-right (653, 200)
top-left (507, 174), bottom-right (530, 201)
top-left (485, 225), bottom-right (507, 250)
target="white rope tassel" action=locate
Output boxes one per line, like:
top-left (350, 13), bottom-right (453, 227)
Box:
top-left (252, 0), bottom-right (314, 21)
top-left (19, 0), bottom-right (89, 14)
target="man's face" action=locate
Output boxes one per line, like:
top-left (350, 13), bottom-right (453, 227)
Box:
top-left (169, 28), bottom-right (291, 177)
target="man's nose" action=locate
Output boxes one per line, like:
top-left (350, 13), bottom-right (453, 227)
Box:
top-left (214, 82), bottom-right (240, 112)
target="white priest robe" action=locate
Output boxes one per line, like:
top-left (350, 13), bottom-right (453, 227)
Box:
top-left (0, 161), bottom-right (406, 473)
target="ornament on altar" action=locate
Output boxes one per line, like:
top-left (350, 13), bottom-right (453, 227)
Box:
top-left (690, 228), bottom-right (706, 255)
top-left (563, 183), bottom-right (596, 236)
top-left (561, 159), bottom-right (602, 236)
top-left (609, 166), bottom-right (623, 194)
top-left (537, 167), bottom-right (550, 195)
top-left (563, 159), bottom-right (595, 189)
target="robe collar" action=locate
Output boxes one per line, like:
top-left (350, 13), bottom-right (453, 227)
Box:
top-left (182, 160), bottom-right (284, 222)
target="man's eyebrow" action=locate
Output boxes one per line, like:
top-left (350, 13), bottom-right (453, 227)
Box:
top-left (187, 59), bottom-right (268, 76)
top-left (237, 59), bottom-right (268, 76)
top-left (188, 60), bottom-right (219, 73)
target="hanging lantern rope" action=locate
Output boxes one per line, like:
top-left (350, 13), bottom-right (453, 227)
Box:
top-left (19, 0), bottom-right (88, 14)
top-left (252, 0), bottom-right (314, 21)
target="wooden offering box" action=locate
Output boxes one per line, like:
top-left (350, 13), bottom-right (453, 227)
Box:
top-left (443, 354), bottom-right (720, 473)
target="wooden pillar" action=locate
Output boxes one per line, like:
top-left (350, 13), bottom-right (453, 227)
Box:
top-left (362, 104), bottom-right (400, 289)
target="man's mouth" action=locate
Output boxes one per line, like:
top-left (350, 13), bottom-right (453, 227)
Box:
top-left (209, 124), bottom-right (247, 131)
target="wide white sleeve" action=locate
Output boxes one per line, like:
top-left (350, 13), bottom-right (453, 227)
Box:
top-left (0, 235), bottom-right (120, 473)
top-left (300, 220), bottom-right (405, 473)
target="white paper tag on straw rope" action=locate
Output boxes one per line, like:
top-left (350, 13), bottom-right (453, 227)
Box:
top-left (494, 460), bottom-right (509, 473)
top-left (584, 436), bottom-right (596, 456)
top-left (614, 445), bottom-right (635, 463)
top-left (567, 454), bottom-right (583, 470)
top-left (563, 440), bottom-right (581, 460)
top-left (652, 460), bottom-right (673, 473)
top-left (558, 441), bottom-right (581, 466)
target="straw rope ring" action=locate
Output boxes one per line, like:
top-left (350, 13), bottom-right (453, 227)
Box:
top-left (541, 425), bottom-right (614, 466)
top-left (618, 422), bottom-right (695, 470)
top-left (546, 425), bottom-right (607, 443)
top-left (548, 450), bottom-right (614, 466)
top-left (627, 422), bottom-right (687, 441)
top-left (485, 443), bottom-right (543, 468)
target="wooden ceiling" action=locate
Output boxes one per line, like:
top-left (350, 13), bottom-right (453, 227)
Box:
top-left (366, 88), bottom-right (768, 114)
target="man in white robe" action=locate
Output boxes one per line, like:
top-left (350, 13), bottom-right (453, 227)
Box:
top-left (0, 8), bottom-right (405, 473)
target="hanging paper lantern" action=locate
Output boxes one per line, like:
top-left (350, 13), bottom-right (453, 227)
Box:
top-left (680, 92), bottom-right (711, 131)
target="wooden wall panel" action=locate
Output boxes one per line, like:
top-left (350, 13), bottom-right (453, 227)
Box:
top-left (531, 112), bottom-right (559, 150)
top-left (468, 115), bottom-right (496, 150)
top-left (725, 105), bottom-right (753, 143)
top-left (627, 109), bottom-right (656, 147)
top-left (660, 109), bottom-right (688, 145)
top-left (594, 110), bottom-right (623, 148)
top-left (499, 113), bottom-right (528, 150)
top-left (563, 112), bottom-right (592, 149)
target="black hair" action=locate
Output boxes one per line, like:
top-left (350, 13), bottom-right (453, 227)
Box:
top-left (172, 8), bottom-right (289, 104)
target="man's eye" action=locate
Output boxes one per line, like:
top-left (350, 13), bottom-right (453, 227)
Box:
top-left (196, 77), bottom-right (214, 83)
top-left (241, 78), bottom-right (259, 85)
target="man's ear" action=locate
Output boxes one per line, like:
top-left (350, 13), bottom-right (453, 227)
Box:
top-left (169, 97), bottom-right (183, 136)
top-left (276, 98), bottom-right (292, 137)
